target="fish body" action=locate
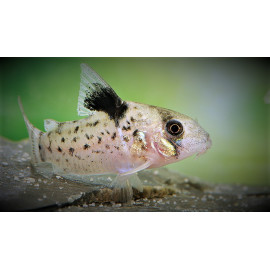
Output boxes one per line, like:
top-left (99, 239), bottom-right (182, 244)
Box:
top-left (19, 64), bottom-right (212, 202)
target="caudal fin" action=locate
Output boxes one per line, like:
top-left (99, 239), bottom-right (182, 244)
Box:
top-left (18, 97), bottom-right (44, 164)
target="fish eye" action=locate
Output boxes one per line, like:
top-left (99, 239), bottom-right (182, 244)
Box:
top-left (166, 120), bottom-right (183, 136)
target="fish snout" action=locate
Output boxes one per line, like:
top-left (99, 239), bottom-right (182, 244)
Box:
top-left (196, 132), bottom-right (212, 157)
top-left (206, 134), bottom-right (212, 148)
top-left (204, 132), bottom-right (212, 149)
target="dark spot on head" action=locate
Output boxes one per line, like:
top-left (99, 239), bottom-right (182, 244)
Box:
top-left (85, 133), bottom-right (90, 139)
top-left (47, 131), bottom-right (52, 137)
top-left (89, 134), bottom-right (94, 139)
top-left (72, 137), bottom-right (77, 142)
top-left (105, 144), bottom-right (110, 149)
top-left (66, 159), bottom-right (69, 162)
top-left (133, 129), bottom-right (138, 136)
top-left (151, 106), bottom-right (174, 123)
top-left (97, 136), bottom-right (102, 144)
top-left (57, 146), bottom-right (62, 152)
top-left (126, 120), bottom-right (130, 125)
top-left (138, 112), bottom-right (143, 118)
top-left (39, 144), bottom-right (42, 150)
top-left (83, 144), bottom-right (90, 150)
top-left (61, 137), bottom-right (65, 143)
top-left (104, 122), bottom-right (108, 127)
top-left (114, 146), bottom-right (120, 150)
top-left (75, 154), bottom-right (81, 160)
top-left (111, 132), bottom-right (116, 140)
top-left (110, 151), bottom-right (113, 154)
top-left (69, 147), bottom-right (74, 156)
top-left (101, 132), bottom-right (104, 135)
top-left (73, 120), bottom-right (77, 123)
top-left (74, 126), bottom-right (79, 133)
top-left (134, 106), bottom-right (138, 110)
top-left (106, 130), bottom-right (110, 135)
top-left (86, 122), bottom-right (93, 127)
top-left (93, 120), bottom-right (100, 126)
top-left (48, 146), bottom-right (52, 153)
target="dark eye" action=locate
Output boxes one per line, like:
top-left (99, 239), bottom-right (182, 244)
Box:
top-left (166, 120), bottom-right (183, 136)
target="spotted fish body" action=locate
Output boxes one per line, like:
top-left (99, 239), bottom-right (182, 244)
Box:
top-left (19, 64), bottom-right (212, 202)
top-left (38, 103), bottom-right (174, 174)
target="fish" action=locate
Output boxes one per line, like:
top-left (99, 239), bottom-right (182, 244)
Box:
top-left (19, 63), bottom-right (212, 202)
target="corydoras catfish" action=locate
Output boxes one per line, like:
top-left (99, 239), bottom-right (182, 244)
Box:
top-left (19, 64), bottom-right (212, 202)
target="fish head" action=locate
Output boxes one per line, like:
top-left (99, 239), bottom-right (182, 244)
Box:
top-left (150, 107), bottom-right (212, 166)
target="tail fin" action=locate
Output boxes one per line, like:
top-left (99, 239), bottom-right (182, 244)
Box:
top-left (18, 97), bottom-right (44, 164)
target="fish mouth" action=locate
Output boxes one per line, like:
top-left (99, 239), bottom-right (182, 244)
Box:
top-left (196, 137), bottom-right (212, 157)
top-left (176, 134), bottom-right (212, 160)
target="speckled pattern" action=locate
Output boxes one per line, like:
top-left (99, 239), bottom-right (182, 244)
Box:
top-left (39, 102), bottom-right (160, 175)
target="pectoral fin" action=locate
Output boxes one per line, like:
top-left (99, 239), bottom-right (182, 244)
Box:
top-left (156, 138), bottom-right (177, 157)
top-left (121, 160), bottom-right (152, 176)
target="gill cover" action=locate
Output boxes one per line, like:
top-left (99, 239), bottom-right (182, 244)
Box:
top-left (156, 138), bottom-right (177, 158)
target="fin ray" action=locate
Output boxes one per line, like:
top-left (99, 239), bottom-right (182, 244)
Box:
top-left (110, 174), bottom-right (135, 203)
top-left (110, 160), bottom-right (152, 202)
top-left (77, 64), bottom-right (128, 125)
top-left (121, 160), bottom-right (152, 176)
top-left (77, 63), bottom-right (112, 116)
top-left (18, 97), bottom-right (43, 164)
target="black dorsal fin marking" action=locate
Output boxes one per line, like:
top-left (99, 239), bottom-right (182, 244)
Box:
top-left (78, 64), bottom-right (128, 126)
top-left (84, 83), bottom-right (128, 126)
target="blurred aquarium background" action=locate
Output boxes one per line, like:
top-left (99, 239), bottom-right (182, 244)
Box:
top-left (0, 58), bottom-right (269, 186)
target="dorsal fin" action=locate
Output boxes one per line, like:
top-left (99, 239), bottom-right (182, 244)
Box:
top-left (44, 119), bottom-right (59, 132)
top-left (77, 64), bottom-right (128, 126)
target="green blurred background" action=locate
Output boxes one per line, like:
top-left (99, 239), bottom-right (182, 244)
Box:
top-left (0, 58), bottom-right (269, 186)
